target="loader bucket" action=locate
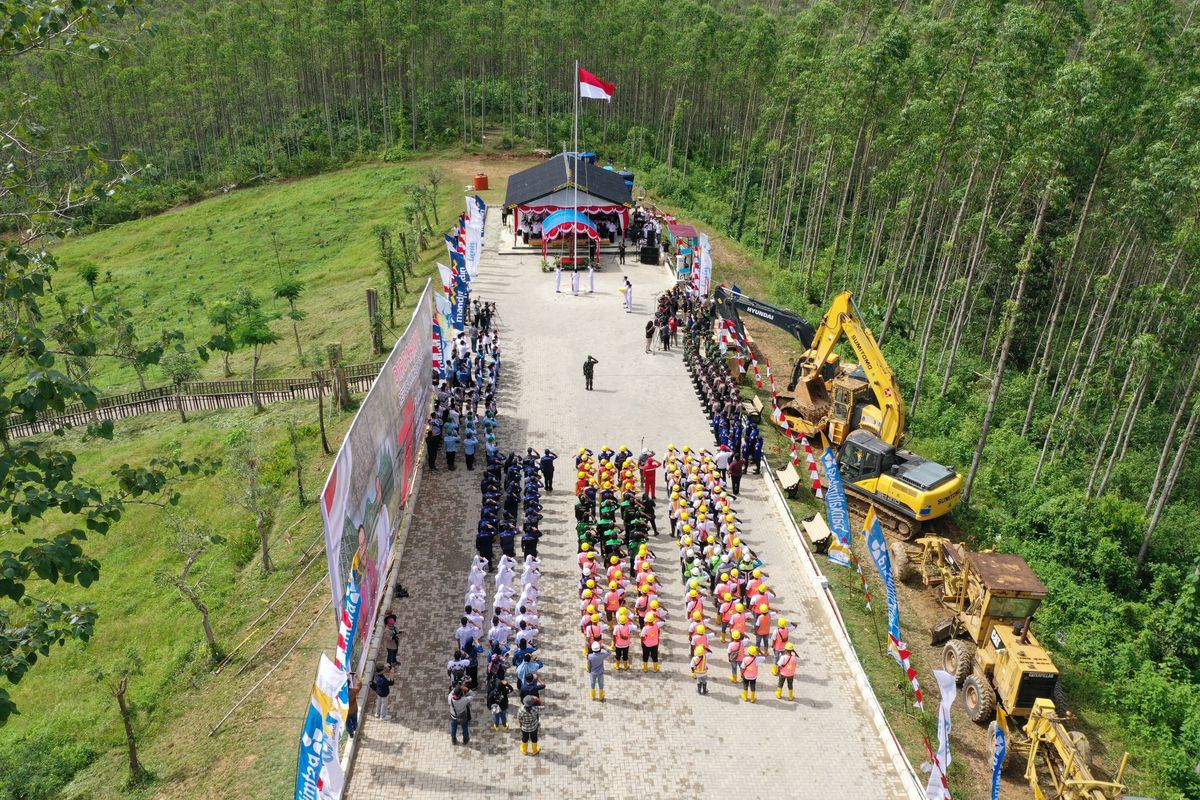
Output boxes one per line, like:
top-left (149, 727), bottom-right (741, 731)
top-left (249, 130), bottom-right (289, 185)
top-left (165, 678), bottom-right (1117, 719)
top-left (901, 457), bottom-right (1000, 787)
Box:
top-left (930, 617), bottom-right (956, 645)
top-left (794, 372), bottom-right (830, 410)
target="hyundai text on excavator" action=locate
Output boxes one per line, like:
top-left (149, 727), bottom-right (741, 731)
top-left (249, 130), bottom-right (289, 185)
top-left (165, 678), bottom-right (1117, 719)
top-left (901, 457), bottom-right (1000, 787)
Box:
top-left (714, 287), bottom-right (962, 539)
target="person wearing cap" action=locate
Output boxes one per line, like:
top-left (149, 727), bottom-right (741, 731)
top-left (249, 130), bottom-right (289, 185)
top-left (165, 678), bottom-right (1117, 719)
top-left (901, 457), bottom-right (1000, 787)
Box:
top-left (640, 612), bottom-right (662, 671)
top-left (740, 645), bottom-right (765, 702)
top-left (774, 642), bottom-right (799, 701)
top-left (582, 355), bottom-right (598, 390)
top-left (517, 694), bottom-right (542, 755)
top-left (726, 630), bottom-right (745, 683)
top-left (587, 641), bottom-right (610, 701)
top-left (690, 645), bottom-right (709, 695)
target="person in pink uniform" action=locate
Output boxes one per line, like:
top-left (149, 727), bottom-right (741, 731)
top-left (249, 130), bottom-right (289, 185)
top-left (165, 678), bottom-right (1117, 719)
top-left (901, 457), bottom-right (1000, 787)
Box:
top-left (726, 630), bottom-right (745, 683)
top-left (611, 612), bottom-right (635, 670)
top-left (774, 642), bottom-right (799, 701)
top-left (640, 612), bottom-right (663, 672)
top-left (740, 645), bottom-right (765, 702)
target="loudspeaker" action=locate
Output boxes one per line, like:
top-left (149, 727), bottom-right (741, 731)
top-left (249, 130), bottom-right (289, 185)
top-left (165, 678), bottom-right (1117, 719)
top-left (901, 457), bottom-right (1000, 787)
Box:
top-left (640, 246), bottom-right (660, 265)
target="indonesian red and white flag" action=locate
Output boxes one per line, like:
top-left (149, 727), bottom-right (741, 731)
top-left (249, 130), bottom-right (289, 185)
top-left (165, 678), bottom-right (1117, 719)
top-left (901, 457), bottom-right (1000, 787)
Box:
top-left (579, 67), bottom-right (615, 101)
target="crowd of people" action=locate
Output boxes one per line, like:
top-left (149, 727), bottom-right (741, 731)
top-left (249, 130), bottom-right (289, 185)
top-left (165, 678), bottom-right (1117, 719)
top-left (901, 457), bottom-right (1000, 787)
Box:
top-left (574, 448), bottom-right (671, 686)
top-left (683, 305), bottom-right (765, 484)
top-left (664, 446), bottom-right (802, 702)
top-left (425, 313), bottom-right (501, 472)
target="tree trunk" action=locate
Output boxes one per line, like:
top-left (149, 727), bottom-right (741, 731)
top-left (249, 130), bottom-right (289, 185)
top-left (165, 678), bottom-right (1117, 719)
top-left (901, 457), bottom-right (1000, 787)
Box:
top-left (116, 683), bottom-right (147, 783)
top-left (251, 347), bottom-right (263, 412)
top-left (963, 181), bottom-right (1049, 504)
top-left (1138, 400), bottom-right (1199, 568)
top-left (317, 386), bottom-right (332, 455)
top-left (1145, 347), bottom-right (1200, 513)
top-left (222, 350), bottom-right (232, 378)
top-left (175, 392), bottom-right (186, 424)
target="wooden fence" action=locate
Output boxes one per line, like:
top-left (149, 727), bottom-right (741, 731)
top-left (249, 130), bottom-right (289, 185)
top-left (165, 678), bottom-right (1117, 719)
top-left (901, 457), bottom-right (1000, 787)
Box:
top-left (3, 361), bottom-right (385, 439)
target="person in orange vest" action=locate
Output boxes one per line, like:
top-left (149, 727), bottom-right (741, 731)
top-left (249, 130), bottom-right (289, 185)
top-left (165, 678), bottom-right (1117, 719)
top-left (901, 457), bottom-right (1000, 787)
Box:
top-left (726, 630), bottom-right (745, 683)
top-left (584, 613), bottom-right (605, 657)
top-left (718, 592), bottom-right (736, 641)
top-left (603, 581), bottom-right (624, 625)
top-left (774, 642), bottom-right (799, 701)
top-left (690, 623), bottom-right (710, 654)
top-left (612, 610), bottom-right (634, 670)
top-left (690, 645), bottom-right (710, 695)
top-left (640, 612), bottom-right (662, 672)
top-left (728, 602), bottom-right (748, 639)
top-left (753, 603), bottom-right (773, 652)
top-left (771, 617), bottom-right (794, 659)
top-left (740, 645), bottom-right (765, 702)
top-left (640, 452), bottom-right (661, 498)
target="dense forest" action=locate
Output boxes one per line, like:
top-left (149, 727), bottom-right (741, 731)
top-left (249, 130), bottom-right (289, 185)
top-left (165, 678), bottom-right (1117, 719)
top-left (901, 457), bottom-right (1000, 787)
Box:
top-left (2, 0), bottom-right (1199, 795)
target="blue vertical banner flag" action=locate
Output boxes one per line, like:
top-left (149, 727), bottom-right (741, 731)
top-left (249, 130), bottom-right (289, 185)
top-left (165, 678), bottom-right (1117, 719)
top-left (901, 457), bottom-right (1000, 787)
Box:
top-left (991, 708), bottom-right (1008, 800)
top-left (333, 555), bottom-right (362, 671)
top-left (451, 251), bottom-right (470, 331)
top-left (820, 434), bottom-right (853, 567)
top-left (294, 655), bottom-right (347, 800)
top-left (864, 506), bottom-right (902, 652)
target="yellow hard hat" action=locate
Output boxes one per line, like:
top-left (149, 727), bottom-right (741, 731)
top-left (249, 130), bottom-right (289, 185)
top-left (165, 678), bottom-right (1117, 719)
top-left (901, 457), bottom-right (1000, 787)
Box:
top-left (581, 542), bottom-right (590, 551)
top-left (610, 556), bottom-right (620, 565)
top-left (645, 613), bottom-right (656, 623)
top-left (758, 604), bottom-right (769, 613)
top-left (747, 645), bottom-right (758, 655)
top-left (613, 570), bottom-right (623, 580)
top-left (586, 579), bottom-right (595, 589)
top-left (752, 568), bottom-right (762, 578)
top-left (778, 617), bottom-right (789, 628)
top-left (609, 581), bottom-right (618, 590)
top-left (692, 611), bottom-right (702, 621)
top-left (694, 646), bottom-right (705, 656)
top-left (586, 603), bottom-right (596, 613)
top-left (730, 569), bottom-right (740, 578)
top-left (720, 573), bottom-right (729, 581)
top-left (731, 631), bottom-right (742, 640)
top-left (696, 624), bottom-right (706, 634)
top-left (722, 592), bottom-right (733, 601)
top-left (638, 544), bottom-right (648, 555)
top-left (582, 590), bottom-right (593, 598)
top-left (785, 643), bottom-right (794, 652)
top-left (735, 603), bottom-right (745, 612)
top-left (650, 600), bottom-right (660, 609)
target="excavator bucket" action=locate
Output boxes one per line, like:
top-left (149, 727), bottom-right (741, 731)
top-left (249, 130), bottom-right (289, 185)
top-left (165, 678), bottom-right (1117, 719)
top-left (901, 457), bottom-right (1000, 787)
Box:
top-left (794, 372), bottom-right (830, 411)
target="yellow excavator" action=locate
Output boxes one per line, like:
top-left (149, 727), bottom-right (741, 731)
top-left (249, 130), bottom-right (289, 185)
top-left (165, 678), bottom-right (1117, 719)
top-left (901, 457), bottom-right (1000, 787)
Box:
top-left (714, 288), bottom-right (962, 538)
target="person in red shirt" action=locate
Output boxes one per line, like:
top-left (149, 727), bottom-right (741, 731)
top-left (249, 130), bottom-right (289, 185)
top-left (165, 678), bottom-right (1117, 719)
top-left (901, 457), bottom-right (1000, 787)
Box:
top-left (640, 453), bottom-right (661, 499)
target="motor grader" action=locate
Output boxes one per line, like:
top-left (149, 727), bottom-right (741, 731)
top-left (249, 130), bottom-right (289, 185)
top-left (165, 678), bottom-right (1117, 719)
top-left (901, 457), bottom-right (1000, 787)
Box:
top-left (903, 536), bottom-right (1131, 800)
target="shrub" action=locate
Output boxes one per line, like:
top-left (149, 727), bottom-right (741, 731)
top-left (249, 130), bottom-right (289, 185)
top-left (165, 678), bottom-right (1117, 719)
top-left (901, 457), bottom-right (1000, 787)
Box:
top-left (0, 731), bottom-right (97, 800)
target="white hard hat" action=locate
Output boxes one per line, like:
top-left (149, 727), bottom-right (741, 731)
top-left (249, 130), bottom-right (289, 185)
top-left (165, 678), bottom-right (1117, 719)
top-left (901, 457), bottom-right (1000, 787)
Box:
top-left (591, 642), bottom-right (601, 652)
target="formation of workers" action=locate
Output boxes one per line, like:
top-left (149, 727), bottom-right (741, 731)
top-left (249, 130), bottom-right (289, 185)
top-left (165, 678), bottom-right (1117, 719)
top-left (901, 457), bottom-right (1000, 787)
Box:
top-left (684, 320), bottom-right (764, 478)
top-left (426, 323), bottom-right (501, 471)
top-left (455, 453), bottom-right (548, 752)
top-left (575, 447), bottom-right (670, 693)
top-left (665, 445), bottom-right (802, 703)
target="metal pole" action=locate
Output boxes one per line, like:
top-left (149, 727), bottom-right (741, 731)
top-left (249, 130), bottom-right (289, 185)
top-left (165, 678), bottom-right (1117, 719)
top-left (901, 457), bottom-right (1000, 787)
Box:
top-left (573, 59), bottom-right (579, 270)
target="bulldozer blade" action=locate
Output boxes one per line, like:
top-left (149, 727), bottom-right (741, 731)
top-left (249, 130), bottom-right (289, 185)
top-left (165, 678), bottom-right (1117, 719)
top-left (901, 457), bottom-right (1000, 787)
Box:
top-left (931, 617), bottom-right (956, 645)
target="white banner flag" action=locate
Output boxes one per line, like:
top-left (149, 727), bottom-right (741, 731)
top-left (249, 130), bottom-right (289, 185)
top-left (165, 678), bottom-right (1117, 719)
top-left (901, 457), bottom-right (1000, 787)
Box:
top-left (926, 669), bottom-right (957, 800)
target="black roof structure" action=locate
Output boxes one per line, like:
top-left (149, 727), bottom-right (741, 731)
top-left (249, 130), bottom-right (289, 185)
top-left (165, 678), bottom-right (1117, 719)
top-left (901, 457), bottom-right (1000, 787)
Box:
top-left (504, 154), bottom-right (633, 208)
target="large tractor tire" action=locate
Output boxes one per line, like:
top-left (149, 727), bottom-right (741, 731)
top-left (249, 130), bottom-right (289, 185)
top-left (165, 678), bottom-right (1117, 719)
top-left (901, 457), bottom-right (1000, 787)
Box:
top-left (963, 674), bottom-right (997, 724)
top-left (890, 542), bottom-right (914, 582)
top-left (942, 639), bottom-right (975, 684)
top-left (1054, 681), bottom-right (1069, 715)
top-left (1068, 731), bottom-right (1092, 766)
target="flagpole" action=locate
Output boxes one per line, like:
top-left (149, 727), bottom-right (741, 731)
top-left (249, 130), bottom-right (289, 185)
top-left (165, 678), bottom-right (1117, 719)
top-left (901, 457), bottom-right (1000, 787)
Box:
top-left (573, 59), bottom-right (579, 271)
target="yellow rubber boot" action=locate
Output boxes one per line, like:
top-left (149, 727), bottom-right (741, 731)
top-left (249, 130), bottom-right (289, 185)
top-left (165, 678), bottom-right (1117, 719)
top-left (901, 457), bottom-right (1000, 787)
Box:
top-left (653, 662), bottom-right (660, 673)
top-left (730, 673), bottom-right (738, 683)
top-left (599, 689), bottom-right (605, 701)
top-left (521, 742), bottom-right (528, 755)
top-left (642, 662), bottom-right (648, 672)
top-left (789, 689), bottom-right (795, 701)
top-left (750, 691), bottom-right (757, 703)
top-left (775, 688), bottom-right (783, 699)
top-left (590, 688), bottom-right (596, 701)
top-left (531, 743), bottom-right (541, 756)
top-left (741, 690), bottom-right (747, 702)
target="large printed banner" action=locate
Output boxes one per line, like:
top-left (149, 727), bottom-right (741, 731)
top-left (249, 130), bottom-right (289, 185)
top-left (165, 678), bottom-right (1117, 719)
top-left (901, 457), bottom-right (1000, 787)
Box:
top-left (820, 440), bottom-right (854, 567)
top-left (320, 280), bottom-right (433, 676)
top-left (294, 654), bottom-right (348, 800)
top-left (698, 233), bottom-right (713, 295)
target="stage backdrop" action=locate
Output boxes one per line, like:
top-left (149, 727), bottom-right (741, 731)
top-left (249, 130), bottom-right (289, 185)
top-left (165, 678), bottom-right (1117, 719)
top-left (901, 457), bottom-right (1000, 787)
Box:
top-left (320, 280), bottom-right (433, 675)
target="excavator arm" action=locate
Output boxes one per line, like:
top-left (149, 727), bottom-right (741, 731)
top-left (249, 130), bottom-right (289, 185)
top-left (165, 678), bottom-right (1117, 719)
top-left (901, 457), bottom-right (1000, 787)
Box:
top-left (793, 291), bottom-right (905, 445)
top-left (712, 286), bottom-right (815, 350)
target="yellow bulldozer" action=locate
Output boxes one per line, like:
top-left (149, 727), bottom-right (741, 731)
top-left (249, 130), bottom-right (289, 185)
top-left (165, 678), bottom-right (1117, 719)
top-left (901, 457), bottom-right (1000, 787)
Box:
top-left (903, 536), bottom-right (1130, 799)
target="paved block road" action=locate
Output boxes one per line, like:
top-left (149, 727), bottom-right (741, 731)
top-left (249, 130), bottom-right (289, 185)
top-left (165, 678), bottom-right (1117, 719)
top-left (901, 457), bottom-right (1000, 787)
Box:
top-left (345, 220), bottom-right (909, 799)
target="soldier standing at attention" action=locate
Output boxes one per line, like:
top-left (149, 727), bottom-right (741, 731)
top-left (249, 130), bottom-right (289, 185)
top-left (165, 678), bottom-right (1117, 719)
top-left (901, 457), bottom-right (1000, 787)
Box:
top-left (583, 355), bottom-right (599, 391)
